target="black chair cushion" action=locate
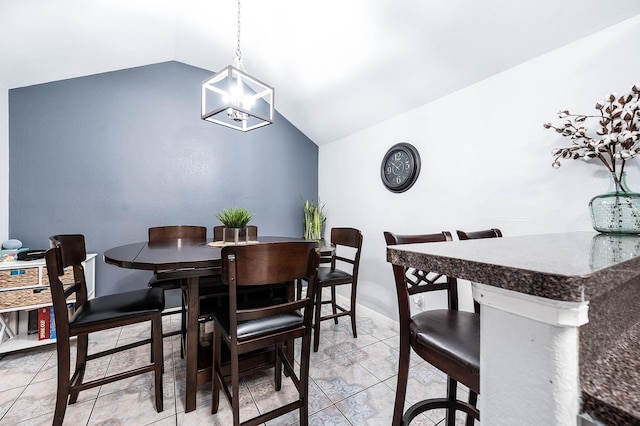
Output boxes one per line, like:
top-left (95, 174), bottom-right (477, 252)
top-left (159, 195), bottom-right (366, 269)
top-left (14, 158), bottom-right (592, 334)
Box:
top-left (237, 312), bottom-right (303, 341)
top-left (410, 309), bottom-right (480, 374)
top-left (214, 309), bottom-right (304, 342)
top-left (317, 267), bottom-right (352, 283)
top-left (70, 287), bottom-right (165, 329)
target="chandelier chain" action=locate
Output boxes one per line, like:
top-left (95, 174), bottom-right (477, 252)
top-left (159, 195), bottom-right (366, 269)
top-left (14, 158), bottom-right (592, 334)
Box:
top-left (235, 0), bottom-right (242, 62)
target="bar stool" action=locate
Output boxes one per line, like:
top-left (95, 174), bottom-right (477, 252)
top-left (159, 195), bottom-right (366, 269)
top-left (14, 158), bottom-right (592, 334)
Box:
top-left (210, 241), bottom-right (320, 425)
top-left (47, 234), bottom-right (164, 426)
top-left (456, 228), bottom-right (502, 240)
top-left (307, 227), bottom-right (362, 352)
top-left (385, 231), bottom-right (480, 426)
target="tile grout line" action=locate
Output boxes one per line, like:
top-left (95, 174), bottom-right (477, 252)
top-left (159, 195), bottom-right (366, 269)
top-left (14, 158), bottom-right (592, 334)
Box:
top-left (2, 312), bottom-right (412, 425)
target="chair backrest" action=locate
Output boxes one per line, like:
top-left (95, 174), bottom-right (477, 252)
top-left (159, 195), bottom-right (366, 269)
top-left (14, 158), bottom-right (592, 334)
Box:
top-left (213, 225), bottom-right (258, 241)
top-left (45, 234), bottom-right (89, 343)
top-left (329, 227), bottom-right (363, 274)
top-left (221, 241), bottom-right (320, 344)
top-left (456, 228), bottom-right (502, 240)
top-left (148, 225), bottom-right (207, 242)
top-left (384, 231), bottom-right (459, 311)
top-left (455, 228), bottom-right (502, 312)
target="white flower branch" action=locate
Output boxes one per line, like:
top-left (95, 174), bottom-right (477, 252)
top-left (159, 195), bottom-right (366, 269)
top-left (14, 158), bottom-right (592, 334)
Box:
top-left (544, 84), bottom-right (640, 176)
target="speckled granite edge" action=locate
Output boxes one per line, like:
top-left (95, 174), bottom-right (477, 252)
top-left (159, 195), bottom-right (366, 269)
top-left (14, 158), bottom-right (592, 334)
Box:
top-left (387, 234), bottom-right (640, 302)
top-left (580, 277), bottom-right (640, 425)
top-left (388, 246), bottom-right (586, 301)
top-left (582, 392), bottom-right (639, 426)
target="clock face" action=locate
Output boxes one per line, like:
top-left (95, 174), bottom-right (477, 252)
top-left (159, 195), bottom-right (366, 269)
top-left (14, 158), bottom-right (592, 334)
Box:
top-left (381, 143), bottom-right (421, 193)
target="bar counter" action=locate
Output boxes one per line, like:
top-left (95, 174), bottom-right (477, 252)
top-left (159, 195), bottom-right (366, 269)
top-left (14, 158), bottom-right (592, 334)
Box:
top-left (387, 231), bottom-right (640, 425)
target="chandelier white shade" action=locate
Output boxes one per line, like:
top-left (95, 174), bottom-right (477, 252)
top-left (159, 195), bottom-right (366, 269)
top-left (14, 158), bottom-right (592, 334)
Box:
top-left (201, 64), bottom-right (274, 131)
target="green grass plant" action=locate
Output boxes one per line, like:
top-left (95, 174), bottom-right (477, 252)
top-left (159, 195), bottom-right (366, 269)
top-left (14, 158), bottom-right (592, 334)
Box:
top-left (216, 207), bottom-right (254, 228)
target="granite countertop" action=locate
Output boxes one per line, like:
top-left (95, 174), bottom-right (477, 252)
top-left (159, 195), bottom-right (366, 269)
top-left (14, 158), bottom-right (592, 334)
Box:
top-left (387, 231), bottom-right (640, 302)
top-left (386, 231), bottom-right (640, 424)
top-left (579, 275), bottom-right (640, 424)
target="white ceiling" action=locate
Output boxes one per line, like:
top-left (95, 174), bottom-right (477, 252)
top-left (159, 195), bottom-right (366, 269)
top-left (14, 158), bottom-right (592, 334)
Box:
top-left (2, 0), bottom-right (640, 145)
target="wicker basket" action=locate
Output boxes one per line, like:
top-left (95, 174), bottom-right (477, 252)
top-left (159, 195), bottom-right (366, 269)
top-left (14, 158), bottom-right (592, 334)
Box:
top-left (0, 267), bottom-right (74, 310)
top-left (42, 266), bottom-right (73, 285)
top-left (0, 268), bottom-right (39, 289)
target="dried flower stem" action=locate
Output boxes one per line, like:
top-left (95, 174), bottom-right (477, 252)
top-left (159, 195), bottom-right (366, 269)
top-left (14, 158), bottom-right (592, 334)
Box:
top-left (543, 84), bottom-right (640, 174)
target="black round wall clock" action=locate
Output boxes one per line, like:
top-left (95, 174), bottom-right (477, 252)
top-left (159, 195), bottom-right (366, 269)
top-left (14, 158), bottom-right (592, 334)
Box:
top-left (380, 142), bottom-right (421, 193)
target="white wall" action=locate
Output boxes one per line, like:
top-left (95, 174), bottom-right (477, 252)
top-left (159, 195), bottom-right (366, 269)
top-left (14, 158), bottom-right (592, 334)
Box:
top-left (319, 16), bottom-right (640, 321)
top-left (0, 86), bottom-right (8, 243)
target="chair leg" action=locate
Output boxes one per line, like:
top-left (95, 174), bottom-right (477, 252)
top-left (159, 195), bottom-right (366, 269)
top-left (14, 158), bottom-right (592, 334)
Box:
top-left (231, 345), bottom-right (241, 426)
top-left (53, 341), bottom-right (71, 426)
top-left (284, 339), bottom-right (294, 378)
top-left (466, 391), bottom-right (478, 426)
top-left (152, 315), bottom-right (164, 413)
top-left (180, 288), bottom-right (186, 359)
top-left (330, 286), bottom-right (338, 324)
top-left (211, 323), bottom-right (222, 414)
top-left (299, 332), bottom-right (312, 426)
top-left (69, 333), bottom-right (88, 404)
top-left (445, 376), bottom-right (458, 426)
top-left (350, 283), bottom-right (358, 338)
top-left (150, 324), bottom-right (158, 371)
top-left (313, 285), bottom-right (323, 352)
top-left (274, 343), bottom-right (283, 391)
top-left (392, 337), bottom-right (410, 426)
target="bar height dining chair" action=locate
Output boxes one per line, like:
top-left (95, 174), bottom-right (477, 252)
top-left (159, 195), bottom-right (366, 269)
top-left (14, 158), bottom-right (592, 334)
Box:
top-left (300, 227), bottom-right (362, 352)
top-left (207, 224), bottom-right (260, 314)
top-left (148, 225), bottom-right (208, 356)
top-left (456, 227), bottom-right (503, 314)
top-left (456, 228), bottom-right (502, 240)
top-left (385, 231), bottom-right (480, 426)
top-left (148, 225), bottom-right (208, 316)
top-left (46, 234), bottom-right (164, 426)
top-left (210, 241), bottom-right (320, 426)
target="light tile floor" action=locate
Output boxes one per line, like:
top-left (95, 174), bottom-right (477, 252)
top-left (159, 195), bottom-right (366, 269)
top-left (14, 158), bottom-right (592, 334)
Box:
top-left (0, 306), bottom-right (476, 425)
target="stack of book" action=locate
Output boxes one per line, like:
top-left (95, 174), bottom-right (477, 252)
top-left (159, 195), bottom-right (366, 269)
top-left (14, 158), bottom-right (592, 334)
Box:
top-left (28, 303), bottom-right (75, 340)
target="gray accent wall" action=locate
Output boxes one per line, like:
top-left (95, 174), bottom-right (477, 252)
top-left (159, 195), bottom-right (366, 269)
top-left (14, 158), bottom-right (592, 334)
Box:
top-left (9, 61), bottom-right (318, 296)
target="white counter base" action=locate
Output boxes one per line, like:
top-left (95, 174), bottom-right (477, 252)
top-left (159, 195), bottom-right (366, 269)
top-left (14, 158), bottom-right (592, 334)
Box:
top-left (473, 282), bottom-right (589, 425)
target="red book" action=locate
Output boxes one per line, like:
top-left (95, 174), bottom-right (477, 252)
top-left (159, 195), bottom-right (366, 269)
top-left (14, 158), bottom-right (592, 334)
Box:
top-left (38, 307), bottom-right (50, 340)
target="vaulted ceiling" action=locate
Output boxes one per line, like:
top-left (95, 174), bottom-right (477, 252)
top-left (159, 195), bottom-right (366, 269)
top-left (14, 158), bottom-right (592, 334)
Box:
top-left (2, 0), bottom-right (640, 145)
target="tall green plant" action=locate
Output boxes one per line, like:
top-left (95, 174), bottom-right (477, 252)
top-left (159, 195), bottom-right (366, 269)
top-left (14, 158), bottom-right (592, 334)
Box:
top-left (303, 199), bottom-right (326, 240)
top-left (215, 207), bottom-right (254, 228)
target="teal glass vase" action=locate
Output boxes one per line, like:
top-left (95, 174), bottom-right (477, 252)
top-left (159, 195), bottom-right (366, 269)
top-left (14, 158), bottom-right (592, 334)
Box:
top-left (589, 172), bottom-right (640, 234)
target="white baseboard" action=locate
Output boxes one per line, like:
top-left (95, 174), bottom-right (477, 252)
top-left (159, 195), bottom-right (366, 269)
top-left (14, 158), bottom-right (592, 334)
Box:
top-left (331, 291), bottom-right (399, 333)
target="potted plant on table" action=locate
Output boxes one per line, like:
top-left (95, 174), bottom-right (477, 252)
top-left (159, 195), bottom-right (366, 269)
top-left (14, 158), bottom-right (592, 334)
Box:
top-left (543, 84), bottom-right (640, 233)
top-left (303, 199), bottom-right (326, 240)
top-left (215, 207), bottom-right (254, 244)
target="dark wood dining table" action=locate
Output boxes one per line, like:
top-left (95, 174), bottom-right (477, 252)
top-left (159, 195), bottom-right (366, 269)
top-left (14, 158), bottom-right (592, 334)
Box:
top-left (104, 236), bottom-right (333, 413)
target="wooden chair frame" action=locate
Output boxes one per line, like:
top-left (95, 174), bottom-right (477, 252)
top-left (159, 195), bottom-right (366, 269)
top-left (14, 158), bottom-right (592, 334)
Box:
top-left (456, 228), bottom-right (502, 240)
top-left (148, 225), bottom-right (208, 355)
top-left (456, 227), bottom-right (503, 323)
top-left (385, 231), bottom-right (479, 426)
top-left (311, 227), bottom-right (362, 352)
top-left (47, 234), bottom-right (163, 426)
top-left (148, 225), bottom-right (208, 243)
top-left (211, 241), bottom-right (320, 426)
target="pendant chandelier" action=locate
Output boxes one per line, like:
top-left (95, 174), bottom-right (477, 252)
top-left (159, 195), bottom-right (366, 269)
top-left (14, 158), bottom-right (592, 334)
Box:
top-left (201, 0), bottom-right (275, 131)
